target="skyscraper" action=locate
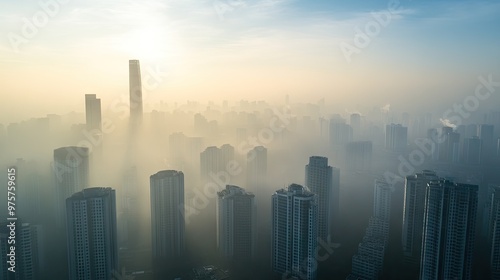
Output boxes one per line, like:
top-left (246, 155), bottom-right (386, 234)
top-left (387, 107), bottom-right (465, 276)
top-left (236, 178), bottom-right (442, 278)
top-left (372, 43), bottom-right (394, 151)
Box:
top-left (129, 59), bottom-right (143, 124)
top-left (345, 141), bottom-right (372, 171)
top-left (420, 180), bottom-right (478, 280)
top-left (349, 183), bottom-right (392, 280)
top-left (305, 156), bottom-right (334, 242)
top-left (462, 137), bottom-right (482, 165)
top-left (200, 145), bottom-right (235, 181)
top-left (150, 171), bottom-right (185, 263)
top-left (53, 146), bottom-right (89, 226)
top-left (373, 180), bottom-right (392, 222)
top-left (329, 119), bottom-right (353, 147)
top-left (246, 146), bottom-right (267, 189)
top-left (272, 184), bottom-right (318, 280)
top-left (1, 223), bottom-right (43, 280)
top-left (66, 187), bottom-right (118, 280)
top-left (489, 186), bottom-right (500, 279)
top-left (402, 171), bottom-right (438, 266)
top-left (385, 123), bottom-right (408, 153)
top-left (216, 185), bottom-right (256, 262)
top-left (85, 94), bottom-right (101, 131)
top-left (350, 113), bottom-right (361, 140)
top-left (479, 124), bottom-right (495, 163)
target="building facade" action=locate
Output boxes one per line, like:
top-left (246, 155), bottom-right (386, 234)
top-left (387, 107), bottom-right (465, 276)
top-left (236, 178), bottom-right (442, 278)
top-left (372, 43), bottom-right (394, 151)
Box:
top-left (305, 156), bottom-right (334, 242)
top-left (216, 185), bottom-right (256, 262)
top-left (402, 171), bottom-right (438, 265)
top-left (272, 184), bottom-right (318, 280)
top-left (150, 170), bottom-right (185, 262)
top-left (66, 187), bottom-right (118, 280)
top-left (420, 180), bottom-right (478, 280)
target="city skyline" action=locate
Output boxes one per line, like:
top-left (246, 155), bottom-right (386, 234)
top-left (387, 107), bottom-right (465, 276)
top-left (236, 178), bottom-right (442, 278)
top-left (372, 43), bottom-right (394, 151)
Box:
top-left (1, 1), bottom-right (500, 123)
top-left (1, 1), bottom-right (500, 279)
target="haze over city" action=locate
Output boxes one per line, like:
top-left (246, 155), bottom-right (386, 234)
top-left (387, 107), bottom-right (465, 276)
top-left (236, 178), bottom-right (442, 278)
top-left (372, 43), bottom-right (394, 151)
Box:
top-left (1, 0), bottom-right (500, 280)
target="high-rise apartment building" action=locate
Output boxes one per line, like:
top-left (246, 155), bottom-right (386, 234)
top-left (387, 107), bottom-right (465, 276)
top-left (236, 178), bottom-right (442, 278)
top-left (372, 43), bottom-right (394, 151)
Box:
top-left (53, 146), bottom-right (89, 227)
top-left (66, 187), bottom-right (118, 280)
top-left (420, 180), bottom-right (478, 280)
top-left (85, 94), bottom-right (101, 131)
top-left (0, 223), bottom-right (43, 280)
top-left (373, 180), bottom-right (392, 224)
top-left (150, 170), bottom-right (185, 262)
top-left (385, 124), bottom-right (408, 153)
top-left (246, 146), bottom-right (267, 189)
top-left (402, 170), bottom-right (438, 266)
top-left (216, 185), bottom-right (256, 262)
top-left (272, 184), bottom-right (318, 280)
top-left (329, 119), bottom-right (353, 147)
top-left (305, 156), bottom-right (334, 242)
top-left (200, 145), bottom-right (235, 181)
top-left (489, 186), bottom-right (500, 279)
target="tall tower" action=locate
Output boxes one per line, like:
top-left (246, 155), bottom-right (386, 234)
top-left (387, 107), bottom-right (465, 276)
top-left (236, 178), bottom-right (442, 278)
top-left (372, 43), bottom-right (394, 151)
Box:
top-left (305, 156), bottom-right (334, 242)
top-left (150, 171), bottom-right (185, 263)
top-left (216, 185), bottom-right (256, 263)
top-left (66, 187), bottom-right (118, 280)
top-left (272, 184), bottom-right (318, 280)
top-left (489, 186), bottom-right (500, 279)
top-left (402, 171), bottom-right (438, 266)
top-left (53, 146), bottom-right (89, 226)
top-left (85, 94), bottom-right (102, 131)
top-left (420, 180), bottom-right (478, 280)
top-left (129, 59), bottom-right (143, 125)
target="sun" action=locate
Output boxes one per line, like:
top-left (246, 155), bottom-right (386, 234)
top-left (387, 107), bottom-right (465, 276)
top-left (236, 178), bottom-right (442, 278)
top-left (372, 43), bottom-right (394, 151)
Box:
top-left (123, 26), bottom-right (173, 62)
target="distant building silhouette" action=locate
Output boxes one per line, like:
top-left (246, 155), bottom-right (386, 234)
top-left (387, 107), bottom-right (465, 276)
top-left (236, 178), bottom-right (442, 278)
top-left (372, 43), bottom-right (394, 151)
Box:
top-left (345, 141), bottom-right (372, 171)
top-left (420, 180), bottom-right (478, 280)
top-left (53, 146), bottom-right (89, 227)
top-left (216, 185), bottom-right (256, 263)
top-left (200, 145), bottom-right (234, 181)
top-left (497, 138), bottom-right (500, 161)
top-left (350, 113), bottom-right (361, 140)
top-left (66, 187), bottom-right (118, 280)
top-left (437, 126), bottom-right (460, 163)
top-left (479, 124), bottom-right (495, 163)
top-left (329, 119), bottom-right (353, 147)
top-left (462, 137), bottom-right (482, 165)
top-left (246, 146), bottom-right (267, 189)
top-left (385, 124), bottom-right (407, 153)
top-left (373, 180), bottom-right (392, 225)
top-left (272, 184), bottom-right (318, 280)
top-left (150, 171), bottom-right (185, 263)
top-left (129, 60), bottom-right (143, 125)
top-left (85, 94), bottom-right (101, 131)
top-left (349, 179), bottom-right (393, 280)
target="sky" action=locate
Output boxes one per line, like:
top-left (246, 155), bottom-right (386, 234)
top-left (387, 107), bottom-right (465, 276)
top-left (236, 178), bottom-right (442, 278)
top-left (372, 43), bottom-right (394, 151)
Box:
top-left (0, 0), bottom-right (499, 123)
